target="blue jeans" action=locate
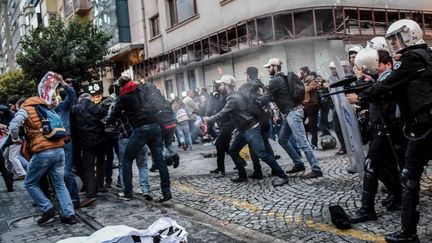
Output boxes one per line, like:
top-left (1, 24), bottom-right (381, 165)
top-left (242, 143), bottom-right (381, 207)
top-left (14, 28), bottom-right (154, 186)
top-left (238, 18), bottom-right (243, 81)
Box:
top-left (228, 125), bottom-right (287, 179)
top-left (122, 124), bottom-right (170, 195)
top-left (279, 109), bottom-right (321, 172)
top-left (118, 138), bottom-right (150, 193)
top-left (177, 122), bottom-right (192, 146)
top-left (64, 141), bottom-right (79, 205)
top-left (18, 155), bottom-right (29, 171)
top-left (24, 148), bottom-right (74, 217)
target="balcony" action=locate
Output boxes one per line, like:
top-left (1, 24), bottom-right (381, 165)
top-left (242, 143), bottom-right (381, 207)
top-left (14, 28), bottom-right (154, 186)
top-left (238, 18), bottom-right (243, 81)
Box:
top-left (138, 5), bottom-right (432, 79)
top-left (73, 0), bottom-right (92, 15)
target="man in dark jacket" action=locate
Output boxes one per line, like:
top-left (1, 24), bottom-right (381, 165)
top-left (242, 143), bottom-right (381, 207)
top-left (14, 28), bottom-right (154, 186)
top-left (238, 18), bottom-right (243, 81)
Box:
top-left (72, 93), bottom-right (106, 207)
top-left (207, 82), bottom-right (235, 177)
top-left (258, 58), bottom-right (323, 179)
top-left (107, 77), bottom-right (171, 203)
top-left (204, 75), bottom-right (288, 186)
top-left (242, 66), bottom-right (276, 179)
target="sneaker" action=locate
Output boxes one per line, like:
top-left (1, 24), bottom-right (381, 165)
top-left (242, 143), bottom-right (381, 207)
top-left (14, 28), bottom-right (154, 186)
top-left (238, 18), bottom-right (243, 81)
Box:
top-left (230, 177), bottom-right (247, 183)
top-left (286, 165), bottom-right (306, 174)
top-left (159, 193), bottom-right (172, 203)
top-left (37, 208), bottom-right (57, 225)
top-left (302, 170), bottom-right (323, 179)
top-left (214, 172), bottom-right (225, 178)
top-left (117, 192), bottom-right (133, 200)
top-left (249, 172), bottom-right (264, 180)
top-left (80, 197), bottom-right (96, 207)
top-left (60, 215), bottom-right (78, 225)
top-left (210, 168), bottom-right (221, 174)
top-left (142, 192), bottom-right (153, 201)
top-left (272, 178), bottom-right (288, 187)
top-left (182, 143), bottom-right (187, 151)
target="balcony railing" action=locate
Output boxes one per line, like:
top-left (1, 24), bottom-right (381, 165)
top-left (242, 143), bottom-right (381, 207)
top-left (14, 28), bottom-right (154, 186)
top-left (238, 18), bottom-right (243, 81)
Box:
top-left (135, 5), bottom-right (432, 78)
top-left (73, 0), bottom-right (92, 14)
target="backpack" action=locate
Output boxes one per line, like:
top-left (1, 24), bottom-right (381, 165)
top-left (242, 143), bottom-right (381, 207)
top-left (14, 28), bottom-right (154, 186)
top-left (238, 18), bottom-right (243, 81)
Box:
top-left (237, 82), bottom-right (265, 119)
top-left (34, 105), bottom-right (66, 140)
top-left (176, 108), bottom-right (189, 124)
top-left (140, 84), bottom-right (176, 131)
top-left (283, 72), bottom-right (305, 105)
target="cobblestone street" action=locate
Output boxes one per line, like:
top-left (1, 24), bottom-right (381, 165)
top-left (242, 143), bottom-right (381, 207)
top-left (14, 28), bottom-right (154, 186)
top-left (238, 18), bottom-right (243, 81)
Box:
top-left (1, 142), bottom-right (432, 242)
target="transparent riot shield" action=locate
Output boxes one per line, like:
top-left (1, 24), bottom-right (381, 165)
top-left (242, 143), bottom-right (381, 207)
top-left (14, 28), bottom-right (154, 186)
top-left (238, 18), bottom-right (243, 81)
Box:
top-left (319, 58), bottom-right (366, 178)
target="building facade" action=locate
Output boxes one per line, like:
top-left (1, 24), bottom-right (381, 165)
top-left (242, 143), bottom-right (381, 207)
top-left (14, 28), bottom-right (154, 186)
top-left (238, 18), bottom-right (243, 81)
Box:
top-left (132, 0), bottom-right (432, 99)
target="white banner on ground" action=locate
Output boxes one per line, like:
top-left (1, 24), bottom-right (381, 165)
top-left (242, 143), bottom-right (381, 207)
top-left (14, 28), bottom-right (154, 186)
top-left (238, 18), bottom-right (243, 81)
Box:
top-left (57, 217), bottom-right (188, 243)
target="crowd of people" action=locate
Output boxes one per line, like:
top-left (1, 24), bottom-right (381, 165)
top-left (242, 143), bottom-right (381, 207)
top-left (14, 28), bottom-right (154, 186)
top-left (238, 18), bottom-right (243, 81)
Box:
top-left (0, 18), bottom-right (430, 243)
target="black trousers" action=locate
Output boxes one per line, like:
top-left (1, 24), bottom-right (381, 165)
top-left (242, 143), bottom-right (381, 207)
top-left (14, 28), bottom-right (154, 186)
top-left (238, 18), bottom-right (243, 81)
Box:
top-left (303, 104), bottom-right (319, 147)
top-left (249, 119), bottom-right (275, 174)
top-left (0, 153), bottom-right (13, 190)
top-left (105, 133), bottom-right (119, 185)
top-left (82, 148), bottom-right (106, 198)
top-left (333, 112), bottom-right (346, 150)
top-left (399, 124), bottom-right (432, 233)
top-left (362, 127), bottom-right (404, 209)
top-left (214, 124), bottom-right (235, 173)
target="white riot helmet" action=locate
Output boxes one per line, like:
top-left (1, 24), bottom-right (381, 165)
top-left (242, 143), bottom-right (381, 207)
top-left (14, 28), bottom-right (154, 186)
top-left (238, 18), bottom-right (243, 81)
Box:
top-left (345, 44), bottom-right (363, 55)
top-left (367, 37), bottom-right (389, 51)
top-left (354, 48), bottom-right (379, 75)
top-left (385, 19), bottom-right (425, 56)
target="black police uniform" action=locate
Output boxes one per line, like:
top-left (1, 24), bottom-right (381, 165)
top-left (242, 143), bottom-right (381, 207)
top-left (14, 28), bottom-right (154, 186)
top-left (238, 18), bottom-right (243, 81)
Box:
top-left (351, 69), bottom-right (405, 223)
top-left (359, 44), bottom-right (432, 242)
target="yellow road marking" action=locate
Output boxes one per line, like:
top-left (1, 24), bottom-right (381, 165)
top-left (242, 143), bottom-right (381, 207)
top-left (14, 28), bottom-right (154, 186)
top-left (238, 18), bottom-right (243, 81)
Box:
top-left (172, 182), bottom-right (386, 242)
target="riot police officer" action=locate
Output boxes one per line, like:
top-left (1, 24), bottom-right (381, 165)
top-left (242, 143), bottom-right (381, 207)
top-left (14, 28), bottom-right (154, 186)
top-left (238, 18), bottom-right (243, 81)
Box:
top-left (346, 47), bottom-right (404, 224)
top-left (358, 19), bottom-right (432, 243)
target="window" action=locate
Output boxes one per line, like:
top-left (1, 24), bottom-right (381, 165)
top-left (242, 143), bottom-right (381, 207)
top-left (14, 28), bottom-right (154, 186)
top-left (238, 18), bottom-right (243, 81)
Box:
top-left (187, 70), bottom-right (196, 90)
top-left (150, 14), bottom-right (160, 37)
top-left (168, 0), bottom-right (197, 26)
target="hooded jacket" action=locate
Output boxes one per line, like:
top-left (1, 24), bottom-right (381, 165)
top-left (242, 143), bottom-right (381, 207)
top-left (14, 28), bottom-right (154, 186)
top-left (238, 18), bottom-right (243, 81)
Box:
top-left (108, 81), bottom-right (159, 128)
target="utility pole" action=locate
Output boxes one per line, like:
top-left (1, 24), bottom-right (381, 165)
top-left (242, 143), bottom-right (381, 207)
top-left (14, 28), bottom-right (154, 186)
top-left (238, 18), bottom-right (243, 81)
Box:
top-left (1, 0), bottom-right (15, 70)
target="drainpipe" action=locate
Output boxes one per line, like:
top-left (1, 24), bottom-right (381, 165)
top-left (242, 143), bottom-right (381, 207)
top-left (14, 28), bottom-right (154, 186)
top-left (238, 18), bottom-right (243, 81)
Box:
top-left (141, 0), bottom-right (148, 58)
top-left (1, 0), bottom-right (15, 70)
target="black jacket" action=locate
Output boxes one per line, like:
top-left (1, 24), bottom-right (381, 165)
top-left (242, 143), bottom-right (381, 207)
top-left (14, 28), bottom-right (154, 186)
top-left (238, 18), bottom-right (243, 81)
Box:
top-left (108, 84), bottom-right (159, 128)
top-left (359, 44), bottom-right (432, 122)
top-left (210, 91), bottom-right (257, 132)
top-left (72, 99), bottom-right (106, 149)
top-left (258, 72), bottom-right (299, 114)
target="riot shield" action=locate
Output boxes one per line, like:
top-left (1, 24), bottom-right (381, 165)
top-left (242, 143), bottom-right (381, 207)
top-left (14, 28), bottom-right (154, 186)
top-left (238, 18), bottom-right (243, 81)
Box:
top-left (319, 58), bottom-right (366, 178)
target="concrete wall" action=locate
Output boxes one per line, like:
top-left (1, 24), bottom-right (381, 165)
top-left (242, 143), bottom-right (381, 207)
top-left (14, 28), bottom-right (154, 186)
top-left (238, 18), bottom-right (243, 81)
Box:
top-left (128, 0), bottom-right (145, 44)
top-left (140, 0), bottom-right (432, 58)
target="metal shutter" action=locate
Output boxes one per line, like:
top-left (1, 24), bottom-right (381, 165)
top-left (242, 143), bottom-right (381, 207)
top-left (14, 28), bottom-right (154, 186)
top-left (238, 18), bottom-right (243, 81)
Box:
top-left (204, 64), bottom-right (222, 87)
top-left (233, 55), bottom-right (260, 87)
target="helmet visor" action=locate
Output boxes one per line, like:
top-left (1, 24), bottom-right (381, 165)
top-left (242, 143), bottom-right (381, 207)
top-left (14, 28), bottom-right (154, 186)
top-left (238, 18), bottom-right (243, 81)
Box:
top-left (386, 33), bottom-right (406, 56)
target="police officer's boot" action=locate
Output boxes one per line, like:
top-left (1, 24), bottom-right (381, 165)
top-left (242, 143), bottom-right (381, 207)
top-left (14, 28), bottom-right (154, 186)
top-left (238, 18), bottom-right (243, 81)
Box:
top-left (350, 191), bottom-right (377, 223)
top-left (385, 179), bottom-right (420, 243)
